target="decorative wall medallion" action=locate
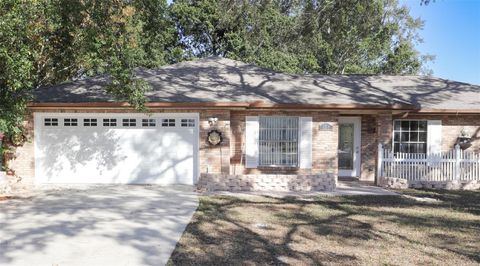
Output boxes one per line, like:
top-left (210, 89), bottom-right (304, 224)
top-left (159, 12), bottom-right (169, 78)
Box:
top-left (319, 123), bottom-right (333, 131)
top-left (207, 130), bottom-right (223, 146)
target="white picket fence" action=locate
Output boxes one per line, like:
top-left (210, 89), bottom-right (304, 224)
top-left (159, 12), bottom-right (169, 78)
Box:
top-left (377, 144), bottom-right (480, 181)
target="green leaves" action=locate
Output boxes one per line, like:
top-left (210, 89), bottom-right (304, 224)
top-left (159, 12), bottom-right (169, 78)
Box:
top-left (0, 0), bottom-right (176, 136)
top-left (170, 0), bottom-right (431, 75)
top-left (0, 0), bottom-right (432, 137)
top-left (0, 0), bottom-right (37, 135)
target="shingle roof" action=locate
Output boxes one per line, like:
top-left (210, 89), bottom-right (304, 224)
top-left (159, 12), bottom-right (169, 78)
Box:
top-left (33, 57), bottom-right (480, 110)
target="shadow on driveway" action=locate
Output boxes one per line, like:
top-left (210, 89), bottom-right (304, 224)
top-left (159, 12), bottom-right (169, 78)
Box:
top-left (0, 185), bottom-right (198, 266)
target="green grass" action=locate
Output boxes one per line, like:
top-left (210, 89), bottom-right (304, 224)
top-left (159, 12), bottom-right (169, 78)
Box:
top-left (169, 190), bottom-right (480, 265)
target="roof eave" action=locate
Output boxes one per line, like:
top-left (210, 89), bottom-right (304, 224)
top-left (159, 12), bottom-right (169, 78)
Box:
top-left (27, 102), bottom-right (480, 113)
top-left (407, 108), bottom-right (480, 114)
top-left (27, 101), bottom-right (415, 110)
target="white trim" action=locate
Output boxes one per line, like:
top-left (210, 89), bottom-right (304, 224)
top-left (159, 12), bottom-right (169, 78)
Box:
top-left (299, 117), bottom-right (312, 169)
top-left (36, 112), bottom-right (196, 129)
top-left (245, 116), bottom-right (260, 168)
top-left (338, 116), bottom-right (361, 177)
top-left (258, 116), bottom-right (299, 167)
top-left (427, 120), bottom-right (442, 155)
top-left (34, 113), bottom-right (41, 185)
top-left (392, 119), bottom-right (428, 154)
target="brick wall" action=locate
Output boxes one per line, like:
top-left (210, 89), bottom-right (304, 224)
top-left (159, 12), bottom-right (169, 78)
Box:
top-left (230, 110), bottom-right (338, 178)
top-left (352, 113), bottom-right (480, 182)
top-left (10, 108), bottom-right (339, 191)
top-left (401, 114), bottom-right (480, 152)
top-left (360, 115), bottom-right (377, 181)
top-left (6, 112), bottom-right (35, 186)
top-left (198, 173), bottom-right (336, 192)
top-left (8, 108), bottom-right (231, 187)
top-left (199, 110), bottom-right (231, 174)
top-left (373, 113), bottom-right (393, 184)
top-left (10, 107), bottom-right (478, 191)
top-left (377, 113), bottom-right (393, 146)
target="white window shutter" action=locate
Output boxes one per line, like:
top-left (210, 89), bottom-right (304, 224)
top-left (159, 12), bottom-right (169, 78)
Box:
top-left (299, 117), bottom-right (313, 169)
top-left (427, 120), bottom-right (442, 155)
top-left (245, 116), bottom-right (259, 168)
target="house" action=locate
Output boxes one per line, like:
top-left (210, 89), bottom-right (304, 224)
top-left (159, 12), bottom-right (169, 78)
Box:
top-left (7, 57), bottom-right (480, 191)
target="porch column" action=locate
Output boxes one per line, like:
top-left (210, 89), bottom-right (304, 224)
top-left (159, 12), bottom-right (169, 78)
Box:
top-left (376, 112), bottom-right (393, 184)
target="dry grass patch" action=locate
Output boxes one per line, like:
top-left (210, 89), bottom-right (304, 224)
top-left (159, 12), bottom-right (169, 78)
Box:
top-left (169, 190), bottom-right (480, 265)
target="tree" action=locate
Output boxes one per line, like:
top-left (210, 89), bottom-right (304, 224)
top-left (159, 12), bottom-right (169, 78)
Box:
top-left (0, 0), bottom-right (40, 136)
top-left (0, 0), bottom-right (177, 136)
top-left (170, 0), bottom-right (432, 75)
top-left (1, 0), bottom-right (433, 137)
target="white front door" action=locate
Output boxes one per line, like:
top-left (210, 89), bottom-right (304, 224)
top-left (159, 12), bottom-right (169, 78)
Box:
top-left (338, 117), bottom-right (361, 177)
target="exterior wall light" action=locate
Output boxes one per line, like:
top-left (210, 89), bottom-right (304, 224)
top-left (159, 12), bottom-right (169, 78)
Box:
top-left (208, 117), bottom-right (218, 126)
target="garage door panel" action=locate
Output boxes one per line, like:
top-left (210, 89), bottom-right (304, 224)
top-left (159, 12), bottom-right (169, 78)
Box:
top-left (36, 128), bottom-right (126, 183)
top-left (35, 114), bottom-right (198, 185)
top-left (121, 129), bottom-right (195, 184)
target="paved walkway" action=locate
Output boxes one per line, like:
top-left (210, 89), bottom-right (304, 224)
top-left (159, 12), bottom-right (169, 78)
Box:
top-left (334, 180), bottom-right (398, 196)
top-left (202, 181), bottom-right (397, 198)
top-left (0, 185), bottom-right (198, 266)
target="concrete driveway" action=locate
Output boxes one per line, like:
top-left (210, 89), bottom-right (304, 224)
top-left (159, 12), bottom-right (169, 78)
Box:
top-left (0, 185), bottom-right (198, 266)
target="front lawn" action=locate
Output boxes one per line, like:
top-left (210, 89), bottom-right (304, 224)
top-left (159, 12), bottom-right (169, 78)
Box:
top-left (169, 190), bottom-right (480, 265)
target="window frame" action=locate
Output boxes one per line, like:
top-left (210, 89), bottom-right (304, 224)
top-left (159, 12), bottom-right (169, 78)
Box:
top-left (103, 118), bottom-right (117, 127)
top-left (122, 118), bottom-right (137, 127)
top-left (63, 118), bottom-right (78, 127)
top-left (392, 119), bottom-right (428, 154)
top-left (180, 118), bottom-right (195, 127)
top-left (44, 118), bottom-right (59, 126)
top-left (258, 116), bottom-right (299, 167)
top-left (83, 118), bottom-right (98, 127)
top-left (142, 118), bottom-right (156, 127)
top-left (161, 118), bottom-right (176, 127)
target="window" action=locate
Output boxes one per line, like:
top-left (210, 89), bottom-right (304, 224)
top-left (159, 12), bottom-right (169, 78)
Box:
top-left (161, 119), bottom-right (175, 127)
top-left (44, 118), bottom-right (58, 126)
top-left (103, 118), bottom-right (117, 127)
top-left (83, 118), bottom-right (97, 126)
top-left (259, 116), bottom-right (299, 166)
top-left (393, 120), bottom-right (427, 153)
top-left (142, 118), bottom-right (156, 127)
top-left (181, 118), bottom-right (195, 127)
top-left (122, 118), bottom-right (136, 127)
top-left (64, 118), bottom-right (78, 126)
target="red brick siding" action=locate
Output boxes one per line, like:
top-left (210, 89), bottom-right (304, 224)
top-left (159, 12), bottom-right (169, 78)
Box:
top-left (230, 110), bottom-right (338, 176)
top-left (10, 108), bottom-right (479, 188)
top-left (377, 113), bottom-right (393, 146)
top-left (394, 114), bottom-right (480, 152)
top-left (360, 115), bottom-right (377, 181)
top-left (372, 113), bottom-right (393, 183)
top-left (6, 112), bottom-right (35, 185)
top-left (8, 108), bottom-right (233, 185)
top-left (198, 173), bottom-right (336, 192)
top-left (199, 110), bottom-right (231, 174)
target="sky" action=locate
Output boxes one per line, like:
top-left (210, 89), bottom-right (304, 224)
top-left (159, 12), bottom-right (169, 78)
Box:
top-left (401, 0), bottom-right (480, 85)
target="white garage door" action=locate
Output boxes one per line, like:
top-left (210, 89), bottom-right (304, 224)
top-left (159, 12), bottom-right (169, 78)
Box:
top-left (34, 112), bottom-right (199, 185)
